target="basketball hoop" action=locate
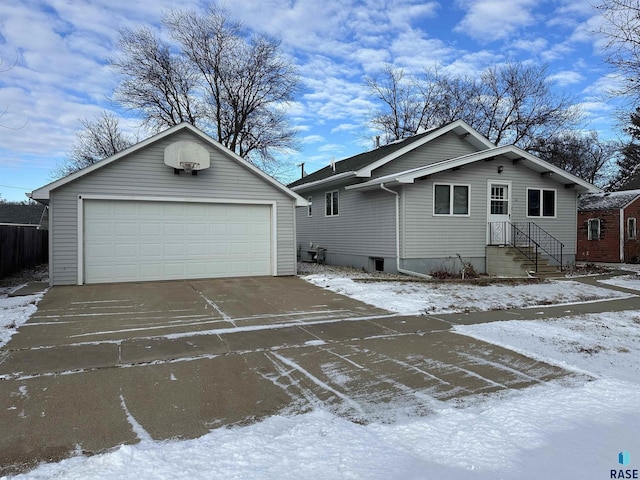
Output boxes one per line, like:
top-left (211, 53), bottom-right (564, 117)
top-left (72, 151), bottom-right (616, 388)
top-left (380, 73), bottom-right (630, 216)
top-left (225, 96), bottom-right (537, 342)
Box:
top-left (179, 161), bottom-right (199, 175)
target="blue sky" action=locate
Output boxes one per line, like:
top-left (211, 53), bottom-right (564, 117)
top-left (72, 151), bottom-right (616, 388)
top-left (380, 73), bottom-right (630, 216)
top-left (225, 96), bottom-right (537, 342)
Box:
top-left (0, 0), bottom-right (626, 202)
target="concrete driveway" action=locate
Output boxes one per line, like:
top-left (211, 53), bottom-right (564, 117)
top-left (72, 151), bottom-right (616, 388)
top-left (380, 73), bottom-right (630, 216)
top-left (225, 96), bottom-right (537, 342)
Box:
top-left (0, 276), bottom-right (572, 475)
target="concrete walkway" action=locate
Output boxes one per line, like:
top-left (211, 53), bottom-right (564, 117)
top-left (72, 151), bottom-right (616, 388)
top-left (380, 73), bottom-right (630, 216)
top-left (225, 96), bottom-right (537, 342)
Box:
top-left (0, 273), bottom-right (637, 475)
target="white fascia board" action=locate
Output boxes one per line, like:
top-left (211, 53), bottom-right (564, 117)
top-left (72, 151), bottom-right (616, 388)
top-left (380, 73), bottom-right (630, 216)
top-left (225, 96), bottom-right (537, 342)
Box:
top-left (30, 123), bottom-right (307, 206)
top-left (505, 146), bottom-right (601, 193)
top-left (31, 123), bottom-right (191, 200)
top-left (348, 144), bottom-right (600, 193)
top-left (290, 171), bottom-right (357, 192)
top-left (355, 120), bottom-right (495, 178)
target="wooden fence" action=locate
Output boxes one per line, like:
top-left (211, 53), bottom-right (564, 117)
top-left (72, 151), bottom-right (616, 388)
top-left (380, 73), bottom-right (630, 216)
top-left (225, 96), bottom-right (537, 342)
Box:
top-left (0, 225), bottom-right (48, 279)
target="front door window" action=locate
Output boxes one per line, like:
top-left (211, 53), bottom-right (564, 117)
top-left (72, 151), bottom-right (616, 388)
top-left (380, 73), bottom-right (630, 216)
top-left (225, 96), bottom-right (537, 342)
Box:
top-left (491, 185), bottom-right (508, 215)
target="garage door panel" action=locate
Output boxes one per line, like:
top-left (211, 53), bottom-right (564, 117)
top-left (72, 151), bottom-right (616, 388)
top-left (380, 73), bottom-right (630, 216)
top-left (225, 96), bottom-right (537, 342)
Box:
top-left (114, 244), bottom-right (138, 257)
top-left (164, 223), bottom-right (184, 236)
top-left (84, 200), bottom-right (271, 283)
top-left (140, 223), bottom-right (162, 236)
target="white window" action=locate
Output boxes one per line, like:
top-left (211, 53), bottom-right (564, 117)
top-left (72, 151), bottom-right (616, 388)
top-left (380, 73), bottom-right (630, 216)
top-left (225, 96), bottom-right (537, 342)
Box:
top-left (434, 184), bottom-right (470, 216)
top-left (588, 218), bottom-right (601, 240)
top-left (325, 190), bottom-right (339, 216)
top-left (307, 196), bottom-right (312, 217)
top-left (527, 188), bottom-right (556, 218)
top-left (629, 217), bottom-right (637, 239)
top-left (490, 185), bottom-right (509, 215)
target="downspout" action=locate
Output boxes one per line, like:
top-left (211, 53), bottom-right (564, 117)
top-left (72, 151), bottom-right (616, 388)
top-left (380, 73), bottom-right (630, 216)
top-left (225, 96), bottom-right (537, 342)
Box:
top-left (620, 207), bottom-right (625, 262)
top-left (380, 183), bottom-right (432, 279)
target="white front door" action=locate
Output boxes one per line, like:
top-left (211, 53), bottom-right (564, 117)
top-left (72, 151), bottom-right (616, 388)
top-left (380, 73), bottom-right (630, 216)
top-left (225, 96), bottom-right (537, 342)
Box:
top-left (488, 182), bottom-right (511, 245)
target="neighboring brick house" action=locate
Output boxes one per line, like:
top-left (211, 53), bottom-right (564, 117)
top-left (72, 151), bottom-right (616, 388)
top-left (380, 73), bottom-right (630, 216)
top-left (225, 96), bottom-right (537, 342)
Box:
top-left (577, 190), bottom-right (640, 263)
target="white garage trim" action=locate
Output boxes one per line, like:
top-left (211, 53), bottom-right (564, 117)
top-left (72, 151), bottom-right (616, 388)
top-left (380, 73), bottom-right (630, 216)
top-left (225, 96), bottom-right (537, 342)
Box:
top-left (76, 195), bottom-right (277, 285)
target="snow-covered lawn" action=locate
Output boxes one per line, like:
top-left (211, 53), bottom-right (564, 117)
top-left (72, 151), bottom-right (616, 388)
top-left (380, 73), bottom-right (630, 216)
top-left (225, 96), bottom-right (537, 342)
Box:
top-left (6, 266), bottom-right (640, 479)
top-left (303, 270), bottom-right (632, 315)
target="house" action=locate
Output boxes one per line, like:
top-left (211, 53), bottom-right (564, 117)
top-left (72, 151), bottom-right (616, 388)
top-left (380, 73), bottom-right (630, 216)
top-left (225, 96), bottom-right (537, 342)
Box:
top-left (288, 120), bottom-right (599, 276)
top-left (576, 190), bottom-right (640, 263)
top-left (30, 123), bottom-right (306, 286)
top-left (0, 203), bottom-right (48, 229)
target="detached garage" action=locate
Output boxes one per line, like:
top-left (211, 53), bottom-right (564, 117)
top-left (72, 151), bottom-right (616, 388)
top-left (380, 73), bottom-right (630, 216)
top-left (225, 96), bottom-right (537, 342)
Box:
top-left (30, 123), bottom-right (306, 286)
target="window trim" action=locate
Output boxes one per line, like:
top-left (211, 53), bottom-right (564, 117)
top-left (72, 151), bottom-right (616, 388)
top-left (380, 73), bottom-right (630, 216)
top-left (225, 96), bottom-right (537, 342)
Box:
top-left (628, 217), bottom-right (637, 239)
top-left (432, 183), bottom-right (471, 217)
top-left (526, 188), bottom-right (557, 219)
top-left (307, 196), bottom-right (312, 217)
top-left (325, 190), bottom-right (339, 217)
top-left (587, 218), bottom-right (601, 240)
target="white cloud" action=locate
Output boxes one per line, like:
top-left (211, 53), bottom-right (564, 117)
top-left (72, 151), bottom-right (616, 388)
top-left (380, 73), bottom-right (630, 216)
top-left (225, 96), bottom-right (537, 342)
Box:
top-left (547, 70), bottom-right (585, 86)
top-left (389, 33), bottom-right (454, 73)
top-left (318, 143), bottom-right (345, 154)
top-left (454, 0), bottom-right (540, 42)
top-left (511, 38), bottom-right (548, 55)
top-left (302, 134), bottom-right (325, 144)
top-left (583, 73), bottom-right (625, 97)
top-left (331, 123), bottom-right (359, 133)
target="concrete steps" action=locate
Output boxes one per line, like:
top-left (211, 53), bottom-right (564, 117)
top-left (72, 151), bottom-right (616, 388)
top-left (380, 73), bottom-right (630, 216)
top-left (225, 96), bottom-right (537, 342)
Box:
top-left (487, 246), bottom-right (564, 278)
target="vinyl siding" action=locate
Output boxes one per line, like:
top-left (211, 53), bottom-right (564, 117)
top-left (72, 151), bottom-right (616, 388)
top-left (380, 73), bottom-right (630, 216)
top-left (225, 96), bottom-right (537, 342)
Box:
top-left (402, 160), bottom-right (578, 260)
top-left (50, 130), bottom-right (296, 285)
top-left (373, 132), bottom-right (480, 179)
top-left (295, 186), bottom-right (396, 262)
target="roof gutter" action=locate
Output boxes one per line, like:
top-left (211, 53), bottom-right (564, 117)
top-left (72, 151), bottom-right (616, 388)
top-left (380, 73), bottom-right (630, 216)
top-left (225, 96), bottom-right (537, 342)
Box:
top-left (379, 183), bottom-right (431, 280)
top-left (620, 207), bottom-right (625, 262)
top-left (291, 171), bottom-right (357, 192)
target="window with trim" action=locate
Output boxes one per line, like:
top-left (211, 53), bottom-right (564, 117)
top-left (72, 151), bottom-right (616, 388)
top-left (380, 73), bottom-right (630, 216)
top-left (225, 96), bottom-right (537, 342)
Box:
top-left (588, 218), bottom-right (601, 240)
top-left (325, 190), bottom-right (339, 216)
top-left (527, 188), bottom-right (556, 217)
top-left (434, 184), bottom-right (469, 215)
top-left (307, 196), bottom-right (312, 217)
top-left (629, 217), bottom-right (637, 239)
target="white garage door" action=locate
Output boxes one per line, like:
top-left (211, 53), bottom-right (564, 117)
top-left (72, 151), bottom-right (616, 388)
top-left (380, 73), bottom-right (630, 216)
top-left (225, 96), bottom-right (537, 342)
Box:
top-left (83, 200), bottom-right (272, 284)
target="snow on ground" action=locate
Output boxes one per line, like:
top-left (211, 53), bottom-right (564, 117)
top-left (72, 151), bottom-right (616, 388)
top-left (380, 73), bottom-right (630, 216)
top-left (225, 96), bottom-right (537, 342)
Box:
top-left (0, 292), bottom-right (43, 348)
top-left (456, 310), bottom-right (640, 383)
top-left (302, 270), bottom-right (632, 315)
top-left (600, 273), bottom-right (640, 291)
top-left (13, 379), bottom-right (640, 480)
top-left (5, 265), bottom-right (640, 479)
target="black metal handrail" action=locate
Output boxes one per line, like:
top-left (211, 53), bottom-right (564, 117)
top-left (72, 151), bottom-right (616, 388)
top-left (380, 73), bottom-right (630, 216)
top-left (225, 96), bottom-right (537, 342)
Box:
top-left (489, 222), bottom-right (564, 271)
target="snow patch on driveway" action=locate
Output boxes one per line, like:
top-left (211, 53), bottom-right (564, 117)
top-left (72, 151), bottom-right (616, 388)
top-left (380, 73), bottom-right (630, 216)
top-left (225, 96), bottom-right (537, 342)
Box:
top-left (0, 292), bottom-right (44, 348)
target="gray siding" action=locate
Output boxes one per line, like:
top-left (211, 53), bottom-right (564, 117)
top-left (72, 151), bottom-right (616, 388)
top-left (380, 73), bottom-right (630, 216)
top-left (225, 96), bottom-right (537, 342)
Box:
top-left (50, 130), bottom-right (296, 285)
top-left (402, 160), bottom-right (578, 271)
top-left (295, 186), bottom-right (396, 268)
top-left (373, 132), bottom-right (479, 179)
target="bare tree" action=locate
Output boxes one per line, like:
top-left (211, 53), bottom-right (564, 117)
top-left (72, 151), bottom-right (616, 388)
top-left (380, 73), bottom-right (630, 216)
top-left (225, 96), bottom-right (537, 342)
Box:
top-left (112, 27), bottom-right (199, 130)
top-left (53, 111), bottom-right (135, 178)
top-left (367, 62), bottom-right (581, 150)
top-left (367, 66), bottom-right (427, 141)
top-left (597, 0), bottom-right (640, 101)
top-left (529, 131), bottom-right (619, 187)
top-left (111, 5), bottom-right (299, 170)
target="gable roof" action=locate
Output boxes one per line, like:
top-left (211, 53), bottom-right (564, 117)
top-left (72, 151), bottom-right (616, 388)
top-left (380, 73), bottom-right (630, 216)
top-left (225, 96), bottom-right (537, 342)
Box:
top-left (30, 123), bottom-right (306, 206)
top-left (345, 144), bottom-right (600, 194)
top-left (0, 203), bottom-right (47, 226)
top-left (578, 189), bottom-right (640, 211)
top-left (288, 120), bottom-right (495, 190)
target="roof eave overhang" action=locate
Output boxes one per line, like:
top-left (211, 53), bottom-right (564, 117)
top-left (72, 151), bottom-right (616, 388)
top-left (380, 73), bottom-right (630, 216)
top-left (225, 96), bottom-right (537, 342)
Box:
top-left (290, 171), bottom-right (358, 192)
top-left (29, 123), bottom-right (306, 205)
top-left (347, 145), bottom-right (601, 194)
